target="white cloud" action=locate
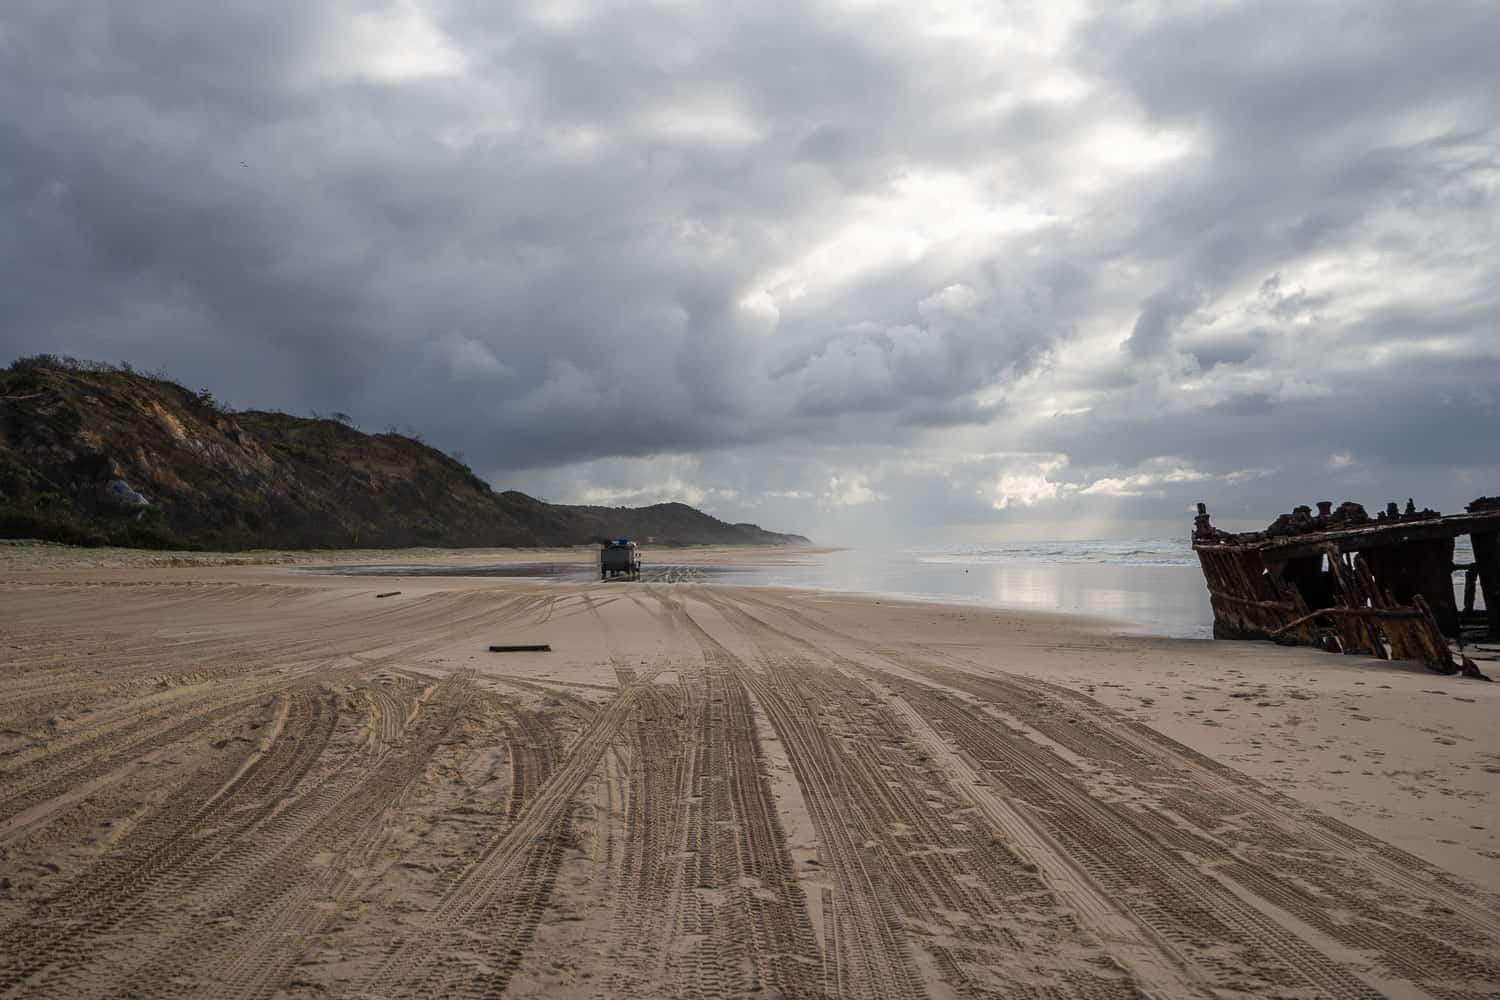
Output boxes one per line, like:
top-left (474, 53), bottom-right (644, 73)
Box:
top-left (345, 0), bottom-right (466, 81)
top-left (823, 474), bottom-right (881, 507)
top-left (1078, 462), bottom-right (1211, 497)
top-left (982, 454), bottom-right (1071, 510)
top-left (1078, 459), bottom-right (1271, 498)
top-left (975, 454), bottom-right (1271, 507)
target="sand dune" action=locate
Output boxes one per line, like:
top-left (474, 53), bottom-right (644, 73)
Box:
top-left (1, 558), bottom-right (1497, 999)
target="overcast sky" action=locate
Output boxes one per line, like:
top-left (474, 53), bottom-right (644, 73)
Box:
top-left (4, 1), bottom-right (1497, 544)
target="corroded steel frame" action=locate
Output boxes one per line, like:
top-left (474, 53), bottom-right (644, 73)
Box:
top-left (1193, 499), bottom-right (1500, 675)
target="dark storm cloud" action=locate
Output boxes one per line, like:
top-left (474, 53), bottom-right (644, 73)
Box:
top-left (4, 0), bottom-right (1067, 468)
top-left (2, 1), bottom-right (1497, 541)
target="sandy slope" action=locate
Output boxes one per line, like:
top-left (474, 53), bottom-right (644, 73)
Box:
top-left (1, 556), bottom-right (1497, 999)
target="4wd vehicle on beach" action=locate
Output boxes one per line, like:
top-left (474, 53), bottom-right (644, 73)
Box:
top-left (600, 538), bottom-right (641, 579)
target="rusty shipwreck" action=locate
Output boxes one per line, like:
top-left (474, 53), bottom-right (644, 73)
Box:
top-left (1192, 496), bottom-right (1499, 676)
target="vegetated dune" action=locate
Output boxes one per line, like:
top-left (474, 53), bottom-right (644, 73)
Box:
top-left (2, 561), bottom-right (1497, 999)
top-left (0, 357), bottom-right (810, 550)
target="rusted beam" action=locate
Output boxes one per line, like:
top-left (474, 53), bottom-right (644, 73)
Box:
top-left (1199, 547), bottom-right (1301, 640)
top-left (1359, 557), bottom-right (1413, 661)
top-left (1197, 510), bottom-right (1500, 562)
top-left (1268, 605), bottom-right (1423, 637)
top-left (1324, 548), bottom-right (1385, 656)
top-left (1205, 590), bottom-right (1297, 610)
top-left (1194, 496), bottom-right (1499, 674)
top-left (1412, 594), bottom-right (1458, 674)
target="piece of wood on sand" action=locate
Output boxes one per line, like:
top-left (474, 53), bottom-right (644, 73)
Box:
top-left (489, 643), bottom-right (551, 652)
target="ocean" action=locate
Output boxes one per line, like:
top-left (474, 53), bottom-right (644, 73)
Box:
top-left (324, 536), bottom-right (1484, 640)
top-left (691, 541), bottom-right (1216, 638)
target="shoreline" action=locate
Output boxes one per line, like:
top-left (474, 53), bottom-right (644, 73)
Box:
top-left (0, 538), bottom-right (838, 570)
top-left (0, 539), bottom-right (1211, 639)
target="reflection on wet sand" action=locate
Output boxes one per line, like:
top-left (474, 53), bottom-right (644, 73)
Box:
top-left (317, 548), bottom-right (1216, 637)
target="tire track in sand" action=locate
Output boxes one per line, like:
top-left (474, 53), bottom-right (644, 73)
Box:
top-left (111, 671), bottom-right (478, 1000)
top-left (0, 684), bottom-right (339, 996)
top-left (666, 590), bottom-right (899, 1000)
top-left (884, 648), bottom-right (1500, 1000)
top-left (695, 588), bottom-right (1161, 1000)
top-left (360, 668), bottom-right (659, 999)
top-left (729, 590), bottom-right (1498, 999)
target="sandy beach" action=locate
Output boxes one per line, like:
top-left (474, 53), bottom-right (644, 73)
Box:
top-left (2, 546), bottom-right (1498, 999)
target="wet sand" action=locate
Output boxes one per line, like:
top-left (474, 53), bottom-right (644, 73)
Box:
top-left (2, 548), bottom-right (1498, 999)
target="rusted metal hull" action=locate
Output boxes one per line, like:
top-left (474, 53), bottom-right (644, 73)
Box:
top-left (1193, 497), bottom-right (1500, 675)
